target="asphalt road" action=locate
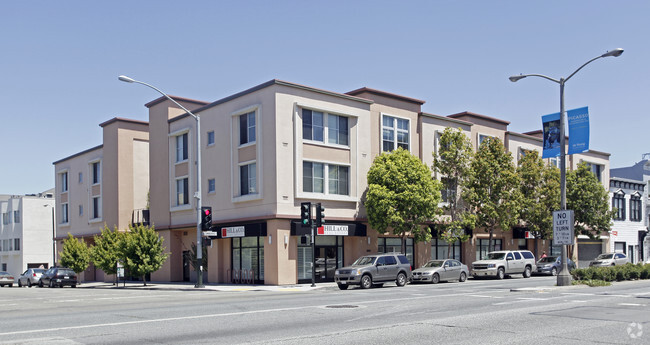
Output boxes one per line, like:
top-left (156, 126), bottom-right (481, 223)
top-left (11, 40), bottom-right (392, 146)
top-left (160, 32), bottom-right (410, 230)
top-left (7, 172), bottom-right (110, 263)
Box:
top-left (1, 276), bottom-right (649, 344)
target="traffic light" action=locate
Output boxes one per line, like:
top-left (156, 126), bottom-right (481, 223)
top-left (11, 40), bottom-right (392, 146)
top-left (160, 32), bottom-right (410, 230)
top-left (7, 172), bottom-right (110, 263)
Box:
top-left (201, 206), bottom-right (212, 230)
top-left (300, 202), bottom-right (311, 227)
top-left (315, 203), bottom-right (325, 227)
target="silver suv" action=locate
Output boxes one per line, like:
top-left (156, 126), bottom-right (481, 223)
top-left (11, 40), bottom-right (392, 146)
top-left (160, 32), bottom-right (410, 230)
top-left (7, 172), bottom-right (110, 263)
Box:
top-left (334, 253), bottom-right (412, 290)
top-left (471, 250), bottom-right (536, 279)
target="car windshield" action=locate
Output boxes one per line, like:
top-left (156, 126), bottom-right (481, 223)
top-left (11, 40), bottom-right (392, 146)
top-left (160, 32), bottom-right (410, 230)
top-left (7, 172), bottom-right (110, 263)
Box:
top-left (596, 254), bottom-right (614, 260)
top-left (352, 256), bottom-right (376, 266)
top-left (538, 257), bottom-right (558, 263)
top-left (59, 269), bottom-right (75, 275)
top-left (423, 260), bottom-right (444, 268)
top-left (485, 253), bottom-right (505, 260)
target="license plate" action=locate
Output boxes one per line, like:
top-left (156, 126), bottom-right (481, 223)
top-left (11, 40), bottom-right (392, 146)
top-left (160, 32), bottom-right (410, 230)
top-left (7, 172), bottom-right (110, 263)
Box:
top-left (64, 276), bottom-right (69, 279)
top-left (340, 281), bottom-right (347, 284)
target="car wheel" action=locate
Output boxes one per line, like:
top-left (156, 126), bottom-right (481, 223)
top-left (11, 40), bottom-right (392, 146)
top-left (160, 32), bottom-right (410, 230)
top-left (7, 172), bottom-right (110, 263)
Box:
top-left (551, 267), bottom-right (558, 276)
top-left (396, 272), bottom-right (407, 287)
top-left (337, 284), bottom-right (349, 290)
top-left (38, 280), bottom-right (43, 288)
top-left (18, 280), bottom-right (23, 287)
top-left (523, 266), bottom-right (532, 278)
top-left (360, 275), bottom-right (372, 289)
top-left (432, 273), bottom-right (440, 284)
top-left (459, 272), bottom-right (467, 282)
top-left (497, 268), bottom-right (505, 280)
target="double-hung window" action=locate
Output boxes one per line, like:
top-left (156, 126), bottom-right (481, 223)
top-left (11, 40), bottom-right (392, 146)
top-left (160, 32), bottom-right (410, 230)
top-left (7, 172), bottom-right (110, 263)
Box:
top-left (303, 109), bottom-right (349, 146)
top-left (91, 162), bottom-right (100, 184)
top-left (302, 109), bottom-right (324, 142)
top-left (382, 115), bottom-right (409, 152)
top-left (176, 133), bottom-right (188, 162)
top-left (92, 197), bottom-right (101, 219)
top-left (239, 112), bottom-right (256, 145)
top-left (240, 163), bottom-right (257, 196)
top-left (61, 203), bottom-right (69, 224)
top-left (630, 194), bottom-right (642, 222)
top-left (61, 172), bottom-right (68, 192)
top-left (327, 114), bottom-right (348, 145)
top-left (612, 192), bottom-right (625, 220)
top-left (176, 177), bottom-right (189, 206)
top-left (303, 162), bottom-right (349, 196)
top-left (13, 210), bottom-right (20, 223)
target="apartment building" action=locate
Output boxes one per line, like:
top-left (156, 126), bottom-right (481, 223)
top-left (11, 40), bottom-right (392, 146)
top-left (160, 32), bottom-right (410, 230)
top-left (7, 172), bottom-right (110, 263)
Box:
top-left (52, 118), bottom-right (149, 282)
top-left (0, 191), bottom-right (54, 276)
top-left (57, 79), bottom-right (612, 284)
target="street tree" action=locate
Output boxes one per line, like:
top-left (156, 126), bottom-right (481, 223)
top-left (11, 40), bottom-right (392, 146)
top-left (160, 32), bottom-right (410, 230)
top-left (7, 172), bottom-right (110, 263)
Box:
top-left (463, 137), bottom-right (522, 252)
top-left (120, 224), bottom-right (169, 286)
top-left (365, 147), bottom-right (442, 252)
top-left (432, 127), bottom-right (476, 257)
top-left (91, 225), bottom-right (124, 285)
top-left (59, 233), bottom-right (91, 282)
top-left (567, 161), bottom-right (614, 238)
top-left (517, 150), bottom-right (560, 256)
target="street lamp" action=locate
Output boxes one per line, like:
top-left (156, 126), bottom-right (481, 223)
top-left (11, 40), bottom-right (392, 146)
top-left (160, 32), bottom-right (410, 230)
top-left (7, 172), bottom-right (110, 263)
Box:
top-left (509, 48), bottom-right (623, 286)
top-left (119, 75), bottom-right (205, 288)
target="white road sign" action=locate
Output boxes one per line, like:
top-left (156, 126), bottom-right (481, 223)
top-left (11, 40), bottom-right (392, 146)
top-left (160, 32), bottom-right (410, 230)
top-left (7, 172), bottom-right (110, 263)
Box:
top-left (553, 210), bottom-right (575, 245)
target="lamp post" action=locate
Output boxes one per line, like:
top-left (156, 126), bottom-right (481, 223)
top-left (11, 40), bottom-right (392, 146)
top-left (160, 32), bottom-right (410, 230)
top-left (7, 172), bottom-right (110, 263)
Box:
top-left (118, 75), bottom-right (205, 288)
top-left (509, 48), bottom-right (623, 286)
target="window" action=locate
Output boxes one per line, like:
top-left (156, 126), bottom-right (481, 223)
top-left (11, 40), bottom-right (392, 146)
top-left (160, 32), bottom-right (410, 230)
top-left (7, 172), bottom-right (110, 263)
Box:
top-left (328, 114), bottom-right (348, 145)
top-left (61, 172), bottom-right (68, 192)
top-left (478, 134), bottom-right (492, 147)
top-left (378, 237), bottom-right (413, 265)
top-left (14, 238), bottom-right (20, 251)
top-left (92, 197), bottom-right (101, 219)
top-left (514, 252), bottom-right (522, 260)
top-left (302, 109), bottom-right (324, 142)
top-left (240, 163), bottom-right (257, 196)
top-left (440, 178), bottom-right (456, 204)
top-left (2, 212), bottom-right (8, 225)
top-left (431, 238), bottom-right (461, 261)
top-left (239, 112), bottom-right (256, 145)
top-left (586, 162), bottom-right (603, 182)
top-left (207, 131), bottom-right (215, 146)
top-left (612, 192), bottom-right (625, 220)
top-left (208, 178), bottom-right (216, 193)
top-left (91, 161), bottom-right (100, 184)
top-left (61, 203), bottom-right (69, 224)
top-left (232, 236), bottom-right (265, 283)
top-left (382, 115), bottom-right (409, 152)
top-left (630, 194), bottom-right (642, 222)
top-left (176, 177), bottom-right (189, 206)
top-left (79, 172), bottom-right (83, 184)
top-left (176, 133), bottom-right (188, 162)
top-left (303, 162), bottom-right (348, 196)
top-left (476, 239), bottom-right (502, 260)
top-left (13, 210), bottom-right (20, 223)
top-left (79, 205), bottom-right (83, 217)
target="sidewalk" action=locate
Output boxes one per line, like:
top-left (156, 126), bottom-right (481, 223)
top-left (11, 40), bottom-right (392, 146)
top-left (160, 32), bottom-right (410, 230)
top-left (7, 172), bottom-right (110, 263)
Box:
top-left (78, 280), bottom-right (338, 292)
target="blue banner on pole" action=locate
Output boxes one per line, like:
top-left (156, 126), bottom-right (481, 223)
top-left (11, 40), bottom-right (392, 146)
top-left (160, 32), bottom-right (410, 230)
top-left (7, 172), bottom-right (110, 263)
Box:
top-left (567, 106), bottom-right (589, 155)
top-left (542, 112), bottom-right (561, 158)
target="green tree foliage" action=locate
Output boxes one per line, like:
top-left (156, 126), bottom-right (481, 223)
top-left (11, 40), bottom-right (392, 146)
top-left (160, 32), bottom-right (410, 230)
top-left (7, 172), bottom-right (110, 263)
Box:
top-left (567, 162), bottom-right (614, 238)
top-left (120, 224), bottom-right (169, 286)
top-left (365, 147), bottom-right (442, 249)
top-left (432, 127), bottom-right (476, 256)
top-left (463, 137), bottom-right (522, 252)
top-left (517, 150), bottom-right (560, 240)
top-left (91, 225), bottom-right (124, 281)
top-left (59, 233), bottom-right (91, 281)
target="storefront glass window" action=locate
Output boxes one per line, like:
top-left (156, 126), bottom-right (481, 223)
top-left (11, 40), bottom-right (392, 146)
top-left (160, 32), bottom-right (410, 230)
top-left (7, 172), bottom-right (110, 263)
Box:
top-left (232, 236), bottom-right (264, 282)
top-left (378, 237), bottom-right (413, 265)
top-left (475, 239), bottom-right (502, 260)
top-left (431, 239), bottom-right (461, 261)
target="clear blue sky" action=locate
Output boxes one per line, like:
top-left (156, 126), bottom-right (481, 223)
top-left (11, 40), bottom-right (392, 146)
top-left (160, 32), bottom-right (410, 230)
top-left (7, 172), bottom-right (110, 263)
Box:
top-left (1, 1), bottom-right (648, 195)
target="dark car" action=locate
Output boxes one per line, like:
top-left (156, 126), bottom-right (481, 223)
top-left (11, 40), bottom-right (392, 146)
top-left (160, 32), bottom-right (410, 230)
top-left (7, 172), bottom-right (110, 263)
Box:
top-left (535, 256), bottom-right (576, 276)
top-left (38, 267), bottom-right (77, 288)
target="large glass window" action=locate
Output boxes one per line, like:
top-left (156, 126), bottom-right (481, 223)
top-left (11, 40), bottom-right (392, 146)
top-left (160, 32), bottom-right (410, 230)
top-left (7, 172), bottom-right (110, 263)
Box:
top-left (431, 239), bottom-right (461, 261)
top-left (382, 115), bottom-right (409, 152)
top-left (232, 236), bottom-right (264, 283)
top-left (239, 112), bottom-right (256, 145)
top-left (328, 165), bottom-right (348, 195)
top-left (475, 239), bottom-right (502, 260)
top-left (176, 177), bottom-right (189, 206)
top-left (176, 133), bottom-right (188, 162)
top-left (240, 163), bottom-right (257, 196)
top-left (378, 237), bottom-right (413, 265)
top-left (303, 162), bottom-right (348, 196)
top-left (630, 194), bottom-right (642, 222)
top-left (586, 162), bottom-right (603, 182)
top-left (13, 210), bottom-right (20, 223)
top-left (91, 161), bottom-right (100, 184)
top-left (61, 172), bottom-right (68, 192)
top-left (612, 192), bottom-right (625, 220)
top-left (303, 162), bottom-right (324, 193)
top-left (302, 109), bottom-right (324, 142)
top-left (328, 114), bottom-right (348, 145)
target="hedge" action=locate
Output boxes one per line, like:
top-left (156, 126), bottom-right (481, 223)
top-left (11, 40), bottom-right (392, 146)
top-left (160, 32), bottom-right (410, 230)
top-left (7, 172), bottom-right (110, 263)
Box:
top-left (571, 263), bottom-right (650, 282)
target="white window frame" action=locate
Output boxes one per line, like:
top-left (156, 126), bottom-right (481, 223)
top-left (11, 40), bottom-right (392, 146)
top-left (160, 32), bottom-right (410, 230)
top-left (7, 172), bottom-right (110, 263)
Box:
top-left (91, 160), bottom-right (101, 185)
top-left (91, 196), bottom-right (102, 221)
top-left (302, 160), bottom-right (351, 197)
top-left (381, 114), bottom-right (410, 153)
top-left (477, 133), bottom-right (494, 148)
top-left (61, 203), bottom-right (69, 225)
top-left (208, 178), bottom-right (216, 193)
top-left (207, 130), bottom-right (215, 146)
top-left (175, 132), bottom-right (189, 163)
top-left (239, 161), bottom-right (257, 196)
top-left (13, 210), bottom-right (20, 223)
top-left (239, 111), bottom-right (257, 146)
top-left (174, 176), bottom-right (191, 209)
top-left (302, 107), bottom-right (351, 149)
top-left (60, 170), bottom-right (69, 193)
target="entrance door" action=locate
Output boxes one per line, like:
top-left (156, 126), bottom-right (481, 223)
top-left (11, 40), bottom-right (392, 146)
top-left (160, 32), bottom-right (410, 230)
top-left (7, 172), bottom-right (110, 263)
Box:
top-left (182, 250), bottom-right (190, 282)
top-left (315, 246), bottom-right (337, 282)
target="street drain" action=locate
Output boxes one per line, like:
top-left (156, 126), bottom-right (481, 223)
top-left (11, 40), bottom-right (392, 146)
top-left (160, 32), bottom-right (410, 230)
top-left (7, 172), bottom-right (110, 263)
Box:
top-left (326, 305), bottom-right (359, 309)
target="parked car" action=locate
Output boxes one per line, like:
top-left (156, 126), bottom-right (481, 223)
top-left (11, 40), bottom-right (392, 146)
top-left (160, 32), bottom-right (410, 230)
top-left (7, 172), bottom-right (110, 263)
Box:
top-left (0, 271), bottom-right (14, 287)
top-left (38, 267), bottom-right (77, 288)
top-left (589, 253), bottom-right (628, 267)
top-left (471, 250), bottom-right (536, 279)
top-left (412, 259), bottom-right (469, 284)
top-left (17, 268), bottom-right (46, 287)
top-left (334, 253), bottom-right (412, 290)
top-left (535, 256), bottom-right (575, 276)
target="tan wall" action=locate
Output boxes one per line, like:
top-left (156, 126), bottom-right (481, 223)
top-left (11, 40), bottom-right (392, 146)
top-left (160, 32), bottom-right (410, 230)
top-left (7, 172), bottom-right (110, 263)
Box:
top-left (419, 115), bottom-right (473, 178)
top-left (265, 219), bottom-right (294, 285)
top-left (506, 133), bottom-right (543, 166)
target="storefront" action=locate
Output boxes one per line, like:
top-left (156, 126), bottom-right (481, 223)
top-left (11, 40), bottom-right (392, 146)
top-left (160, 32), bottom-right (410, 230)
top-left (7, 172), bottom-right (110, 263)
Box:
top-left (291, 221), bottom-right (366, 283)
top-left (211, 222), bottom-right (267, 284)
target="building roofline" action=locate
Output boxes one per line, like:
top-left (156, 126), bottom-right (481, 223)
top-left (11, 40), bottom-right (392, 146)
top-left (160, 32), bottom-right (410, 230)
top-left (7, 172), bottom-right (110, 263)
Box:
top-left (52, 144), bottom-right (103, 165)
top-left (420, 112), bottom-right (473, 126)
top-left (346, 87), bottom-right (426, 105)
top-left (169, 79), bottom-right (374, 123)
top-left (506, 131), bottom-right (542, 142)
top-left (144, 95), bottom-right (210, 109)
top-left (448, 111), bottom-right (511, 125)
top-left (610, 176), bottom-right (645, 184)
top-left (99, 117), bottom-right (149, 128)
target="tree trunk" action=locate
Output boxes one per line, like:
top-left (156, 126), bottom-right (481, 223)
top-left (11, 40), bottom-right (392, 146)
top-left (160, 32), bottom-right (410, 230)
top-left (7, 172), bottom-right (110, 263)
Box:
top-left (488, 228), bottom-right (494, 253)
top-left (142, 275), bottom-right (147, 286)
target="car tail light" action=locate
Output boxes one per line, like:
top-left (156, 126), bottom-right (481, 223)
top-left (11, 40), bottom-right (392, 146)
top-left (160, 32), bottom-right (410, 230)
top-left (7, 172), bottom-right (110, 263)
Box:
top-left (33, 273), bottom-right (37, 277)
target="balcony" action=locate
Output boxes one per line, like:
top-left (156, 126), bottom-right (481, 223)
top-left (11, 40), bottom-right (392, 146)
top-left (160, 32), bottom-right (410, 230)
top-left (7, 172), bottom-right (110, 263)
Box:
top-left (131, 209), bottom-right (150, 227)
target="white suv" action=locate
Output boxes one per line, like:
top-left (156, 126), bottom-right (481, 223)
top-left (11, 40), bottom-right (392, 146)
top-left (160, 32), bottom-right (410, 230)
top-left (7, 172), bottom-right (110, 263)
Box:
top-left (471, 250), bottom-right (536, 279)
